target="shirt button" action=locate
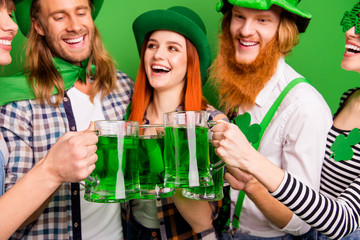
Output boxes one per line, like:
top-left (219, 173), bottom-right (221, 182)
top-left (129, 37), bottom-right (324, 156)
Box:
top-left (63, 97), bottom-right (68, 102)
top-left (159, 221), bottom-right (164, 225)
top-left (152, 231), bottom-right (157, 237)
top-left (71, 126), bottom-right (76, 131)
top-left (74, 222), bottom-right (78, 228)
top-left (73, 190), bottom-right (78, 195)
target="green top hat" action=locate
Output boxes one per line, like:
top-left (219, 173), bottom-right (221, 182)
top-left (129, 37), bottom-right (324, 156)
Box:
top-left (14, 0), bottom-right (104, 37)
top-left (132, 6), bottom-right (211, 85)
top-left (216, 0), bottom-right (312, 33)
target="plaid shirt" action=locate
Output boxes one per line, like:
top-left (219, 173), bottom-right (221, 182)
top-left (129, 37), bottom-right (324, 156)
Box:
top-left (122, 105), bottom-right (228, 240)
top-left (0, 71), bottom-right (133, 239)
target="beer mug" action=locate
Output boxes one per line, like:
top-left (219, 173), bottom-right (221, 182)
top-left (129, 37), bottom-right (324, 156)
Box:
top-left (182, 121), bottom-right (225, 200)
top-left (164, 111), bottom-right (223, 188)
top-left (138, 124), bottom-right (174, 199)
top-left (84, 120), bottom-right (140, 203)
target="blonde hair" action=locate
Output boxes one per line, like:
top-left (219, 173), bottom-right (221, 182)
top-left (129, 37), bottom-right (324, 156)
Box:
top-left (277, 11), bottom-right (299, 56)
top-left (25, 0), bottom-right (117, 107)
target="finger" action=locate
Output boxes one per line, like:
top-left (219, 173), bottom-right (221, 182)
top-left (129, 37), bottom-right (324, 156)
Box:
top-left (211, 139), bottom-right (220, 148)
top-left (224, 171), bottom-right (246, 190)
top-left (57, 131), bottom-right (76, 142)
top-left (212, 131), bottom-right (225, 141)
top-left (86, 145), bottom-right (98, 156)
top-left (211, 122), bottom-right (229, 132)
top-left (80, 131), bottom-right (98, 145)
top-left (87, 153), bottom-right (98, 166)
top-left (226, 166), bottom-right (252, 182)
top-left (87, 121), bottom-right (96, 131)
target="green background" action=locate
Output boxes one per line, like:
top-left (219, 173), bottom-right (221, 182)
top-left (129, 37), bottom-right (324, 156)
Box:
top-left (1, 0), bottom-right (359, 113)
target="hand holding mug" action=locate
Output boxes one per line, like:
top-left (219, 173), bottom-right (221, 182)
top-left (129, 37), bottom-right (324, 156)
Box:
top-left (211, 121), bottom-right (260, 174)
top-left (43, 122), bottom-right (98, 184)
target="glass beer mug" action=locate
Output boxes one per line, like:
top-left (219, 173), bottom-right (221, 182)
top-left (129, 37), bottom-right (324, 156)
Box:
top-left (182, 121), bottom-right (225, 200)
top-left (138, 124), bottom-right (174, 199)
top-left (84, 120), bottom-right (140, 203)
top-left (163, 111), bottom-right (223, 188)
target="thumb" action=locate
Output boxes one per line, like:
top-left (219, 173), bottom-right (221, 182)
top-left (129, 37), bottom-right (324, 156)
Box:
top-left (87, 121), bottom-right (95, 131)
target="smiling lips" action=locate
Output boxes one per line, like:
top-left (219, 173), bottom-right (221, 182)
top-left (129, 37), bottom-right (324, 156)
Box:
top-left (345, 43), bottom-right (360, 54)
top-left (63, 35), bottom-right (86, 47)
top-left (151, 64), bottom-right (171, 75)
top-left (0, 37), bottom-right (13, 51)
top-left (239, 39), bottom-right (258, 48)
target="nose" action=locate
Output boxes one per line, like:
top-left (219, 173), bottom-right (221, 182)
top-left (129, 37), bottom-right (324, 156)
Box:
top-left (153, 46), bottom-right (166, 60)
top-left (0, 14), bottom-right (18, 35)
top-left (345, 26), bottom-right (358, 39)
top-left (66, 16), bottom-right (82, 33)
top-left (238, 19), bottom-right (255, 37)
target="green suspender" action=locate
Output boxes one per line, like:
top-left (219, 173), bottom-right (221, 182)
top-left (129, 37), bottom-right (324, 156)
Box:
top-left (232, 78), bottom-right (309, 230)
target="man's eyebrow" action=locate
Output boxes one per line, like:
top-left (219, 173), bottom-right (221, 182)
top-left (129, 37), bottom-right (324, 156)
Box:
top-left (49, 6), bottom-right (90, 16)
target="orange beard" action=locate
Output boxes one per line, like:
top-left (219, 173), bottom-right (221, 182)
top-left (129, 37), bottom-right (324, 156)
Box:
top-left (210, 24), bottom-right (282, 115)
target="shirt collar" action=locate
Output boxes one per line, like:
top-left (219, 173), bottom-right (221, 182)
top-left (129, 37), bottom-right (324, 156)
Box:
top-left (254, 57), bottom-right (284, 108)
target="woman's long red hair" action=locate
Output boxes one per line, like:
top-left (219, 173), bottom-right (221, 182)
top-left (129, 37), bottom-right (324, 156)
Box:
top-left (128, 34), bottom-right (207, 123)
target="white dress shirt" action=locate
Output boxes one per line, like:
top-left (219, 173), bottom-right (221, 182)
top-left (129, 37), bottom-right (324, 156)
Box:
top-left (230, 58), bottom-right (333, 237)
top-left (67, 87), bottom-right (123, 240)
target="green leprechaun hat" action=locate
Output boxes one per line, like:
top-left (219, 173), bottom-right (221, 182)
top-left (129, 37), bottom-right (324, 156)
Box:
top-left (13, 0), bottom-right (104, 37)
top-left (132, 6), bottom-right (211, 85)
top-left (216, 0), bottom-right (312, 33)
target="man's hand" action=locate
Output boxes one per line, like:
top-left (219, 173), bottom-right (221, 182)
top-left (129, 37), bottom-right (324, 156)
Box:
top-left (225, 165), bottom-right (253, 191)
top-left (211, 121), bottom-right (260, 173)
top-left (43, 122), bottom-right (98, 184)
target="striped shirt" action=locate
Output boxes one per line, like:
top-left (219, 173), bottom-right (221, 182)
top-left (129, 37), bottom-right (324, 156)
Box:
top-left (0, 71), bottom-right (133, 239)
top-left (272, 88), bottom-right (360, 240)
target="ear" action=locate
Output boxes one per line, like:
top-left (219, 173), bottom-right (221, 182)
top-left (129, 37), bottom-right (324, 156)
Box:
top-left (32, 18), bottom-right (45, 36)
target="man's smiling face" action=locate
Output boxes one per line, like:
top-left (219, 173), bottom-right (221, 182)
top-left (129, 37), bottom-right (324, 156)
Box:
top-left (33, 0), bottom-right (94, 64)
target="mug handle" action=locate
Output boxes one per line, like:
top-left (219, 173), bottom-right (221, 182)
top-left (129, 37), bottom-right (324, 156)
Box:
top-left (208, 120), bottom-right (226, 173)
top-left (210, 155), bottom-right (226, 173)
top-left (81, 176), bottom-right (100, 188)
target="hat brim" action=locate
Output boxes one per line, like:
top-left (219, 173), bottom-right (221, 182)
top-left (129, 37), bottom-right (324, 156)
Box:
top-left (14, 0), bottom-right (104, 37)
top-left (132, 9), bottom-right (211, 85)
top-left (217, 0), bottom-right (311, 33)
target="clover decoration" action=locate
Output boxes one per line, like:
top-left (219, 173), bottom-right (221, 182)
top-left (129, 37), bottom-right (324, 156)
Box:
top-left (330, 128), bottom-right (360, 162)
top-left (233, 112), bottom-right (261, 145)
top-left (340, 3), bottom-right (360, 34)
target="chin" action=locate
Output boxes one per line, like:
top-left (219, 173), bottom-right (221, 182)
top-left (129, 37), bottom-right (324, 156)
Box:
top-left (341, 61), bottom-right (360, 73)
top-left (0, 56), bottom-right (12, 66)
top-left (235, 54), bottom-right (256, 65)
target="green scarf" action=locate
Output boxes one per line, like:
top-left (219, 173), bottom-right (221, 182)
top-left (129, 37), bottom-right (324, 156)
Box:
top-left (0, 57), bottom-right (96, 106)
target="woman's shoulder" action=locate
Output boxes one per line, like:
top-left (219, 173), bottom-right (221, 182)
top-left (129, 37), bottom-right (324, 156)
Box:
top-left (334, 87), bottom-right (360, 117)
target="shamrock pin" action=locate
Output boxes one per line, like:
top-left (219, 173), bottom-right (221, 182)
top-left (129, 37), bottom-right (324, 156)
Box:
top-left (330, 128), bottom-right (360, 161)
top-left (234, 112), bottom-right (261, 144)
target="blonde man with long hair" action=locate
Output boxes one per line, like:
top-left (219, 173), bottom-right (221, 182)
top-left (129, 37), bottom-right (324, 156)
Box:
top-left (0, 0), bottom-right (133, 239)
top-left (210, 0), bottom-right (332, 239)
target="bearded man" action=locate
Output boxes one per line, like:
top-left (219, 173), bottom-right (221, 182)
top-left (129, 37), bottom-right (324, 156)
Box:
top-left (0, 0), bottom-right (132, 239)
top-left (210, 0), bottom-right (333, 239)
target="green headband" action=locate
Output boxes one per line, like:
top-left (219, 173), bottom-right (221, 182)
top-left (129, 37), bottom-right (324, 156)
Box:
top-left (340, 3), bottom-right (360, 34)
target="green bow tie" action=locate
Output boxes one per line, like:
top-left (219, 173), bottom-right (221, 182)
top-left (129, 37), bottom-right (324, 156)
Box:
top-left (0, 58), bottom-right (96, 106)
top-left (53, 57), bottom-right (96, 86)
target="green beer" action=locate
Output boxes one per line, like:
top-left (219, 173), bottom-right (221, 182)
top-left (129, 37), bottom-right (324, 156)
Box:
top-left (164, 125), bottom-right (213, 188)
top-left (85, 135), bottom-right (140, 203)
top-left (182, 144), bottom-right (224, 200)
top-left (139, 135), bottom-right (174, 199)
